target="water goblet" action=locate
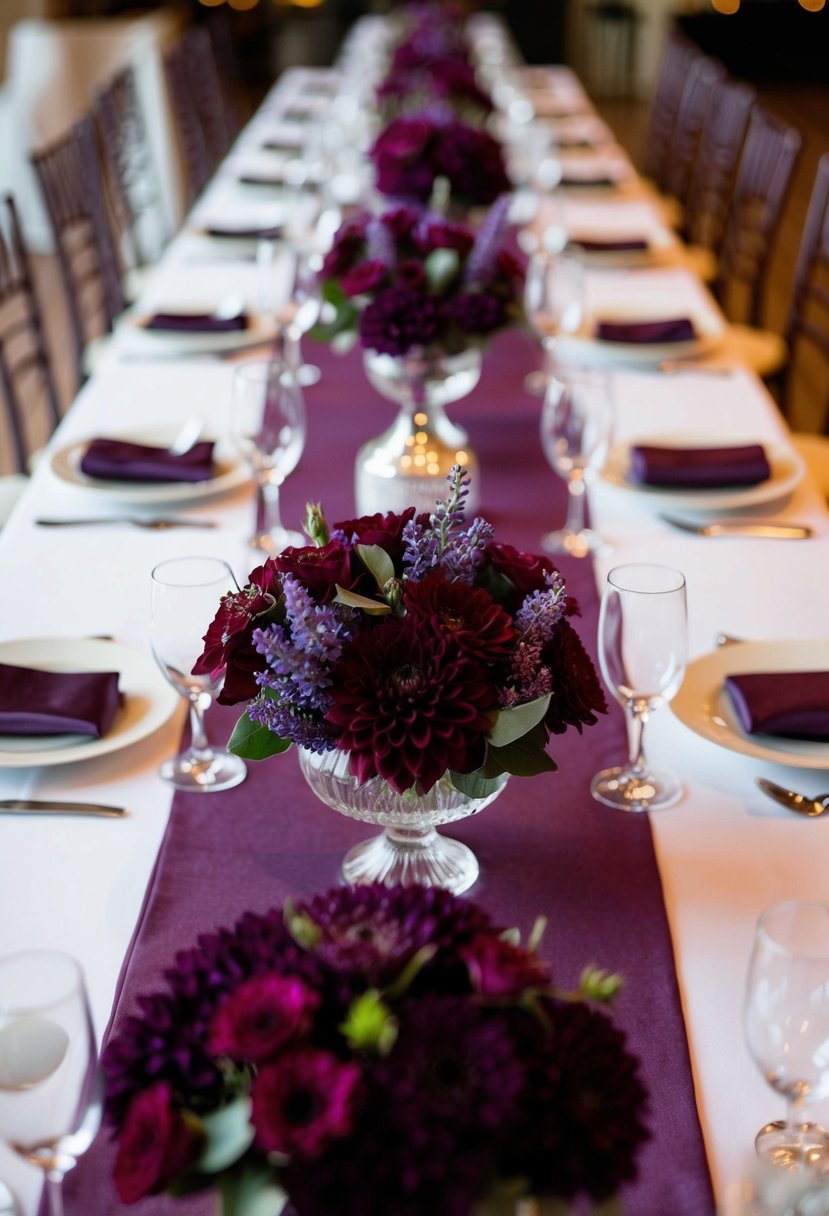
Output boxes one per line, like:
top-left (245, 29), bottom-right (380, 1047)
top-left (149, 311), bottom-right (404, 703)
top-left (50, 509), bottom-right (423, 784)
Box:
top-left (150, 556), bottom-right (247, 793)
top-left (0, 950), bottom-right (102, 1216)
top-left (282, 248), bottom-right (322, 388)
top-left (231, 359), bottom-right (306, 553)
top-left (523, 249), bottom-right (584, 396)
top-left (539, 365), bottom-right (612, 557)
top-left (744, 900), bottom-right (829, 1172)
top-left (590, 563), bottom-right (687, 812)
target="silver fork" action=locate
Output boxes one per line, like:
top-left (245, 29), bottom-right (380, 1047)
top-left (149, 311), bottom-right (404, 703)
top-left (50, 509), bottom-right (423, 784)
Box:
top-left (35, 517), bottom-right (217, 530)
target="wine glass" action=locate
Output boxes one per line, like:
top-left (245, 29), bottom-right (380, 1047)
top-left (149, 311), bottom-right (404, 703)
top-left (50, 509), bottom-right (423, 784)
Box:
top-left (282, 248), bottom-right (322, 388)
top-left (539, 365), bottom-right (612, 557)
top-left (590, 563), bottom-right (687, 812)
top-left (523, 250), bottom-right (584, 396)
top-left (744, 900), bottom-right (829, 1172)
top-left (150, 556), bottom-right (248, 793)
top-left (0, 950), bottom-right (102, 1216)
top-left (231, 359), bottom-right (306, 553)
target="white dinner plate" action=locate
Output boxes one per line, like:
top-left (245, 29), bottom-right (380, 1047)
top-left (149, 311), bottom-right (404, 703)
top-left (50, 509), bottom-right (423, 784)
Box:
top-left (117, 309), bottom-right (277, 355)
top-left (671, 640), bottom-right (829, 770)
top-left (49, 428), bottom-right (250, 505)
top-left (0, 638), bottom-right (179, 768)
top-left (562, 303), bottom-right (724, 365)
top-left (601, 433), bottom-right (805, 513)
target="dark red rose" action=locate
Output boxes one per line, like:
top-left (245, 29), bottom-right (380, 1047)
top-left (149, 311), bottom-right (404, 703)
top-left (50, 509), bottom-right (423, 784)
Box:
top-left (372, 117), bottom-right (433, 163)
top-left (209, 972), bottom-right (319, 1063)
top-left (251, 1048), bottom-right (361, 1160)
top-left (543, 618), bottom-right (608, 735)
top-left (334, 507), bottom-right (416, 563)
top-left (404, 573), bottom-right (515, 663)
top-left (412, 217), bottom-right (475, 257)
top-left (341, 258), bottom-right (389, 298)
top-left (193, 560), bottom-right (282, 705)
top-left (380, 205), bottom-right (420, 238)
top-left (113, 1081), bottom-right (203, 1203)
top-left (462, 932), bottom-right (550, 998)
top-left (396, 259), bottom-right (427, 289)
top-left (320, 215), bottom-right (369, 277)
top-left (484, 542), bottom-right (556, 596)
top-left (274, 540), bottom-right (357, 604)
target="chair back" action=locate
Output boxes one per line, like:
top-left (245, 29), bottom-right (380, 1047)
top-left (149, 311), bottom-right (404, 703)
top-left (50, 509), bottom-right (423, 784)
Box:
top-left (684, 75), bottom-right (756, 253)
top-left (640, 29), bottom-right (701, 191)
top-left (94, 63), bottom-right (168, 272)
top-left (716, 106), bottom-right (801, 327)
top-left (781, 153), bottom-right (829, 432)
top-left (164, 25), bottom-right (234, 206)
top-left (662, 55), bottom-right (725, 209)
top-left (0, 196), bottom-right (61, 474)
top-left (30, 114), bottom-right (125, 389)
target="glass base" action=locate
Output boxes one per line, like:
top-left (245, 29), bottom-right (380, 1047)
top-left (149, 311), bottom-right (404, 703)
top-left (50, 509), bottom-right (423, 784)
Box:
top-left (541, 526), bottom-right (607, 559)
top-left (590, 766), bottom-right (683, 812)
top-left (249, 526), bottom-right (306, 554)
top-left (159, 748), bottom-right (247, 793)
top-left (342, 826), bottom-right (479, 895)
top-left (0, 1183), bottom-right (19, 1216)
top-left (755, 1120), bottom-right (829, 1171)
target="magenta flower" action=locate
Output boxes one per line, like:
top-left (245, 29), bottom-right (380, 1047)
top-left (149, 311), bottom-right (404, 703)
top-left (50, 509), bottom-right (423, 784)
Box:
top-left (461, 932), bottom-right (550, 999)
top-left (113, 1081), bottom-right (203, 1204)
top-left (208, 973), bottom-right (319, 1063)
top-left (340, 258), bottom-right (389, 298)
top-left (251, 1047), bottom-right (361, 1160)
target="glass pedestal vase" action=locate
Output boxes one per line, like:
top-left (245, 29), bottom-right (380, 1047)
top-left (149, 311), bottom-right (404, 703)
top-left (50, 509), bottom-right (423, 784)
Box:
top-left (355, 347), bottom-right (483, 517)
top-left (298, 746), bottom-right (508, 895)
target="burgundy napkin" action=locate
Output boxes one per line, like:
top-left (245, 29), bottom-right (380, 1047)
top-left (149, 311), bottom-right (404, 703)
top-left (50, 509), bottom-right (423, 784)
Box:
top-left (204, 223), bottom-right (282, 240)
top-left (560, 175), bottom-right (616, 188)
top-left (144, 310), bottom-right (248, 333)
top-left (0, 662), bottom-right (121, 738)
top-left (571, 237), bottom-right (649, 253)
top-left (80, 438), bottom-right (216, 483)
top-left (628, 443), bottom-right (771, 488)
top-left (262, 139), bottom-right (304, 153)
top-left (596, 316), bottom-right (696, 343)
top-left (725, 671), bottom-right (829, 740)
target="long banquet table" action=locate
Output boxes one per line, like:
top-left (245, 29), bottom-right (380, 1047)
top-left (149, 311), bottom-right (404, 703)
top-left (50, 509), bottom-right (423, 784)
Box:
top-left (2, 25), bottom-right (829, 1216)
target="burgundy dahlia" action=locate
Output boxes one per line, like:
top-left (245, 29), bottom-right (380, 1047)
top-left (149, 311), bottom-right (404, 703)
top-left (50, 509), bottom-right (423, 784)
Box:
top-left (358, 285), bottom-right (443, 356)
top-left (325, 616), bottom-right (496, 793)
top-left (543, 618), bottom-right (608, 735)
top-left (451, 289), bottom-right (507, 335)
top-left (251, 1047), bottom-right (361, 1160)
top-left (208, 972), bottom-right (319, 1063)
top-left (404, 574), bottom-right (516, 664)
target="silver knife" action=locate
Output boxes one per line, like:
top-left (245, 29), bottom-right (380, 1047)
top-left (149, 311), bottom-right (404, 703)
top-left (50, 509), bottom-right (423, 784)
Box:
top-left (660, 514), bottom-right (812, 539)
top-left (0, 799), bottom-right (126, 817)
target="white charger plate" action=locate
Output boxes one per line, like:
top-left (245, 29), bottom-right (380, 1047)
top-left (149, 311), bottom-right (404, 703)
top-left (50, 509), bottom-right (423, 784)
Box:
top-left (0, 638), bottom-right (179, 768)
top-left (601, 433), bottom-right (804, 513)
top-left (50, 428), bottom-right (250, 506)
top-left (671, 640), bottom-right (829, 769)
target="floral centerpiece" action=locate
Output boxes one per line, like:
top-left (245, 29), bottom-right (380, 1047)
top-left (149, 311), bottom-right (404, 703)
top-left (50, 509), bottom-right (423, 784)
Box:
top-left (106, 882), bottom-right (650, 1215)
top-left (370, 111), bottom-right (511, 211)
top-left (193, 469), bottom-right (606, 890)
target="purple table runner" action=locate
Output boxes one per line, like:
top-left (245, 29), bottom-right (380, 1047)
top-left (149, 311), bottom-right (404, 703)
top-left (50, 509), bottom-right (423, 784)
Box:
top-left (61, 334), bottom-right (714, 1216)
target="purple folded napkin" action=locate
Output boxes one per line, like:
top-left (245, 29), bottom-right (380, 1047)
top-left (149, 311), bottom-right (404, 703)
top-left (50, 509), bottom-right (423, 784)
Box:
top-left (204, 223), bottom-right (282, 240)
top-left (628, 443), bottom-right (771, 488)
top-left (262, 139), bottom-right (304, 153)
top-left (596, 316), bottom-right (696, 343)
top-left (80, 438), bottom-right (216, 483)
top-left (0, 662), bottom-right (121, 738)
top-left (725, 671), bottom-right (829, 740)
top-left (571, 237), bottom-right (649, 253)
top-left (144, 310), bottom-right (248, 333)
top-left (560, 175), bottom-right (616, 188)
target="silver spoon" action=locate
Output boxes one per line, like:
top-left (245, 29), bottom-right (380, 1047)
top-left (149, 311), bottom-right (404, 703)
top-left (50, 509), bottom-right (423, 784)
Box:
top-left (36, 517), bottom-right (217, 530)
top-left (755, 777), bottom-right (829, 817)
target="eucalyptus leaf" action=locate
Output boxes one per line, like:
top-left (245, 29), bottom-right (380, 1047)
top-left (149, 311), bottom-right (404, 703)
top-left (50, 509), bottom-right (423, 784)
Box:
top-left (333, 585), bottom-right (392, 615)
top-left (219, 1161), bottom-right (287, 1216)
top-left (199, 1097), bottom-right (255, 1174)
top-left (424, 246), bottom-right (460, 293)
top-left (488, 695), bottom-right (551, 748)
top-left (228, 712), bottom-right (291, 760)
top-left (356, 544), bottom-right (396, 589)
top-left (449, 769), bottom-right (508, 800)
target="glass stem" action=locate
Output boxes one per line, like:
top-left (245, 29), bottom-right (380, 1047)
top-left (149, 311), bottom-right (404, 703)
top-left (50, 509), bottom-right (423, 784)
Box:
top-left (188, 693), bottom-right (212, 758)
top-left (258, 476), bottom-right (284, 538)
top-left (564, 472), bottom-right (587, 536)
top-left (626, 700), bottom-right (650, 776)
top-left (284, 325), bottom-right (302, 377)
top-left (45, 1173), bottom-right (64, 1216)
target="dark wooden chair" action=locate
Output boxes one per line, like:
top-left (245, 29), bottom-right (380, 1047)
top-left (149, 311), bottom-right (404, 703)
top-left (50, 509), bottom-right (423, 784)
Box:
top-left (93, 63), bottom-right (168, 278)
top-left (640, 29), bottom-right (702, 194)
top-left (714, 106), bottom-right (802, 329)
top-left (662, 54), bottom-right (725, 212)
top-left (781, 152), bottom-right (829, 430)
top-left (30, 114), bottom-right (125, 390)
top-left (683, 75), bottom-right (756, 255)
top-left (164, 25), bottom-right (235, 207)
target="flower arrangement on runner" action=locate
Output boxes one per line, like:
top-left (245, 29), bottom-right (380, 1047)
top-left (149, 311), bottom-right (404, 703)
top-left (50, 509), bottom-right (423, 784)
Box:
top-left (106, 882), bottom-right (650, 1215)
top-left (313, 197), bottom-right (524, 358)
top-left (193, 467), bottom-right (606, 799)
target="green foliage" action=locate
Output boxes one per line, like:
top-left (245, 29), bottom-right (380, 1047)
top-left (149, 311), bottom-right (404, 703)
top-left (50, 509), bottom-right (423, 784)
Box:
top-left (198, 1098), bottom-right (255, 1174)
top-left (228, 705), bottom-right (291, 761)
top-left (340, 990), bottom-right (398, 1055)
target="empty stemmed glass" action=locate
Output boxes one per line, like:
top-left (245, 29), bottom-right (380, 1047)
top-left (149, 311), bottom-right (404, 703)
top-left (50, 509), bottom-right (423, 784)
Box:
top-left (523, 249), bottom-right (584, 396)
top-left (540, 365), bottom-right (612, 557)
top-left (150, 556), bottom-right (247, 793)
top-left (231, 359), bottom-right (307, 553)
top-left (282, 248), bottom-right (322, 388)
top-left (590, 563), bottom-right (687, 812)
top-left (0, 950), bottom-right (102, 1216)
top-left (744, 900), bottom-right (829, 1172)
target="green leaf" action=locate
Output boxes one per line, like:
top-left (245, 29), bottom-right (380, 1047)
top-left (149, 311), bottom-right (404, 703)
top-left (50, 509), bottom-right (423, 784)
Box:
top-left (448, 768), bottom-right (508, 800)
top-left (309, 279), bottom-right (359, 343)
top-left (483, 721), bottom-right (557, 778)
top-left (384, 943), bottom-right (438, 999)
top-left (284, 901), bottom-right (322, 950)
top-left (219, 1160), bottom-right (288, 1216)
top-left (488, 694), bottom-right (551, 748)
top-left (199, 1097), bottom-right (255, 1174)
top-left (424, 246), bottom-right (460, 293)
top-left (340, 990), bottom-right (398, 1055)
top-left (333, 585), bottom-right (392, 614)
top-left (356, 543), bottom-right (395, 589)
top-left (228, 711), bottom-right (292, 761)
